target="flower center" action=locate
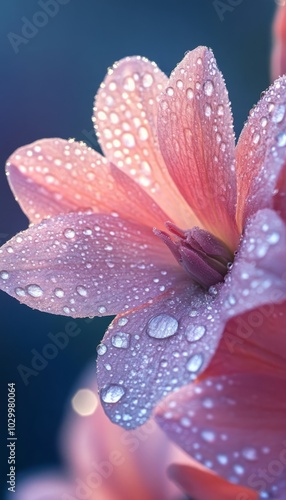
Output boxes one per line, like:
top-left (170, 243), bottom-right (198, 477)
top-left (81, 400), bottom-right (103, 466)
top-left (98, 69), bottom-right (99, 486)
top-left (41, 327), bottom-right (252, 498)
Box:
top-left (154, 222), bottom-right (233, 289)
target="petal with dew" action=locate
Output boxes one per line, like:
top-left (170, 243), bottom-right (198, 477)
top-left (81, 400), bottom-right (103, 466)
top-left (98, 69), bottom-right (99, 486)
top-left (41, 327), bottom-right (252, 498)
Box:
top-left (157, 46), bottom-right (238, 249)
top-left (94, 56), bottom-right (197, 228)
top-left (60, 367), bottom-right (192, 500)
top-left (0, 212), bottom-right (184, 317)
top-left (6, 138), bottom-right (168, 228)
top-left (168, 463), bottom-right (258, 500)
top-left (236, 76), bottom-right (286, 230)
top-left (97, 279), bottom-right (225, 429)
top-left (156, 373), bottom-right (286, 500)
top-left (12, 474), bottom-right (74, 500)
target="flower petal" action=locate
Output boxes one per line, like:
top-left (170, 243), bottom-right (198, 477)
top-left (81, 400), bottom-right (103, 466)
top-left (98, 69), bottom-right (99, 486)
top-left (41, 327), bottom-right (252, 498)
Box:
top-left (61, 367), bottom-right (192, 500)
top-left (12, 474), bottom-right (74, 500)
top-left (236, 76), bottom-right (286, 230)
top-left (271, 1), bottom-right (286, 82)
top-left (156, 373), bottom-right (286, 500)
top-left (168, 463), bottom-right (258, 500)
top-left (97, 279), bottom-right (225, 429)
top-left (6, 138), bottom-right (168, 227)
top-left (94, 56), bottom-right (197, 228)
top-left (0, 212), bottom-right (183, 317)
top-left (157, 46), bottom-right (238, 249)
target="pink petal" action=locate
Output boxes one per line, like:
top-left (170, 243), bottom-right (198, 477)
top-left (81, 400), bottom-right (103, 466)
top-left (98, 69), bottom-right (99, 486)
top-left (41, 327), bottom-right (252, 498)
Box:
top-left (60, 367), bottom-right (192, 500)
top-left (13, 473), bottom-right (74, 500)
top-left (94, 56), bottom-right (197, 228)
top-left (168, 463), bottom-right (258, 500)
top-left (0, 212), bottom-right (183, 317)
top-left (6, 138), bottom-right (168, 227)
top-left (271, 1), bottom-right (286, 81)
top-left (157, 46), bottom-right (238, 249)
top-left (156, 372), bottom-right (286, 499)
top-left (236, 76), bottom-right (286, 231)
top-left (97, 279), bottom-right (225, 428)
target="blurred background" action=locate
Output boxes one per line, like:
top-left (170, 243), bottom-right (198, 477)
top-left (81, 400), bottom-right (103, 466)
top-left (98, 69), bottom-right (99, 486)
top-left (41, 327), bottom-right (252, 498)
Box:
top-left (0, 0), bottom-right (277, 497)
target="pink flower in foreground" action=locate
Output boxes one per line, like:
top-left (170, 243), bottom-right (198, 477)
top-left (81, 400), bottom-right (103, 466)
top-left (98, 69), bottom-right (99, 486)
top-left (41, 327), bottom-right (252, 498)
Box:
top-left (1, 46), bottom-right (286, 498)
top-left (12, 368), bottom-right (193, 500)
top-left (272, 0), bottom-right (286, 81)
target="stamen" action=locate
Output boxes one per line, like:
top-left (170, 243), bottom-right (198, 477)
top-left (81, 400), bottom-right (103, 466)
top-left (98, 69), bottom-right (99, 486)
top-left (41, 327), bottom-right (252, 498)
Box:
top-left (154, 223), bottom-right (233, 289)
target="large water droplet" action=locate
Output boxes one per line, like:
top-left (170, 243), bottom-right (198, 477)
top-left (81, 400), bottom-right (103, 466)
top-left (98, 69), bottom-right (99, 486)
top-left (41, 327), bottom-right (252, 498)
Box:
top-left (276, 130), bottom-right (286, 147)
top-left (97, 344), bottom-right (107, 356)
top-left (111, 332), bottom-right (130, 349)
top-left (272, 104), bottom-right (286, 123)
top-left (147, 314), bottom-right (178, 339)
top-left (76, 285), bottom-right (88, 297)
top-left (186, 353), bottom-right (204, 372)
top-left (101, 384), bottom-right (125, 403)
top-left (54, 288), bottom-right (64, 298)
top-left (0, 271), bottom-right (9, 280)
top-left (186, 324), bottom-right (206, 342)
top-left (122, 133), bottom-right (135, 148)
top-left (64, 228), bottom-right (75, 239)
top-left (15, 287), bottom-right (26, 297)
top-left (203, 80), bottom-right (214, 96)
top-left (27, 284), bottom-right (43, 298)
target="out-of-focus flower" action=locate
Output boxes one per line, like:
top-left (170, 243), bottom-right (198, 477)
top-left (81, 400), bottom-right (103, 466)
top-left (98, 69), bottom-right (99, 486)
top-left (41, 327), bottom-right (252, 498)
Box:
top-left (272, 1), bottom-right (286, 81)
top-left (12, 368), bottom-right (193, 500)
top-left (1, 46), bottom-right (286, 437)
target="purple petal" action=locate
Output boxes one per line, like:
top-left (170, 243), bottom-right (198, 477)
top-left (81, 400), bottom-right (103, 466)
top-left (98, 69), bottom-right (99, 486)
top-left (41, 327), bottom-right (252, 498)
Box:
top-left (0, 213), bottom-right (183, 317)
top-left (97, 279), bottom-right (225, 428)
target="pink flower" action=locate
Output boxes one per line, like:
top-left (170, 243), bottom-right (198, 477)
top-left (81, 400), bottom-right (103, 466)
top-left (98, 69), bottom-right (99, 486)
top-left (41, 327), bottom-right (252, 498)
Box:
top-left (272, 1), bottom-right (286, 81)
top-left (13, 367), bottom-right (192, 500)
top-left (1, 45), bottom-right (286, 449)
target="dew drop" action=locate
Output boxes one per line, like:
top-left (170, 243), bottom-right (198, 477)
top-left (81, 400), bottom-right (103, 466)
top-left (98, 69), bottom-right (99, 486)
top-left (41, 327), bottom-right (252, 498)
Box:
top-left (186, 353), bottom-right (204, 372)
top-left (97, 344), bottom-right (107, 356)
top-left (201, 429), bottom-right (216, 443)
top-left (252, 133), bottom-right (260, 145)
top-left (260, 117), bottom-right (268, 127)
top-left (267, 232), bottom-right (280, 244)
top-left (217, 454), bottom-right (228, 465)
top-left (217, 105), bottom-right (224, 116)
top-left (203, 80), bottom-right (214, 96)
top-left (176, 79), bottom-right (183, 89)
top-left (205, 104), bottom-right (212, 117)
top-left (123, 76), bottom-right (135, 92)
top-left (76, 285), bottom-right (88, 297)
top-left (147, 314), bottom-right (178, 339)
top-left (242, 447), bottom-right (258, 461)
top-left (101, 384), bottom-right (125, 403)
top-left (98, 305), bottom-right (107, 314)
top-left (186, 88), bottom-right (194, 100)
top-left (0, 271), bottom-right (9, 280)
top-left (15, 287), bottom-right (26, 297)
top-left (27, 284), bottom-right (43, 298)
top-left (118, 317), bottom-right (128, 326)
top-left (272, 104), bottom-right (286, 123)
top-left (186, 324), bottom-right (206, 342)
top-left (142, 73), bottom-right (153, 88)
top-left (276, 130), bottom-right (286, 147)
top-left (122, 133), bottom-right (135, 148)
top-left (64, 228), bottom-right (75, 239)
top-left (166, 87), bottom-right (174, 96)
top-left (111, 332), bottom-right (130, 349)
top-left (54, 288), bottom-right (64, 298)
top-left (138, 127), bottom-right (149, 141)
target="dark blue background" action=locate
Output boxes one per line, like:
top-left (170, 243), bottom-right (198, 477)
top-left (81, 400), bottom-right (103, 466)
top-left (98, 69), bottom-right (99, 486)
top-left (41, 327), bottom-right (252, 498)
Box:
top-left (0, 0), bottom-right (276, 496)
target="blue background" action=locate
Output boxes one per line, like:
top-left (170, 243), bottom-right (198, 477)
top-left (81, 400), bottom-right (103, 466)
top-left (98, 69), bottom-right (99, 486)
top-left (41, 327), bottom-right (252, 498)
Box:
top-left (0, 0), bottom-right (277, 497)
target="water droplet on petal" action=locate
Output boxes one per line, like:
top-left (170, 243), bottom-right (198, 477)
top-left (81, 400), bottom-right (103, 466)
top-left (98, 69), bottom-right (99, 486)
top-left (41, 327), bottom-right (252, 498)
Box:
top-left (166, 87), bottom-right (174, 96)
top-left (186, 88), bottom-right (194, 100)
top-left (176, 79), bottom-right (183, 89)
top-left (147, 314), bottom-right (178, 339)
top-left (118, 317), bottom-right (128, 326)
top-left (15, 287), bottom-right (26, 297)
top-left (203, 80), bottom-right (214, 96)
top-left (98, 306), bottom-right (107, 314)
top-left (242, 447), bottom-right (258, 461)
top-left (186, 353), bottom-right (204, 372)
top-left (267, 232), bottom-right (280, 244)
top-left (27, 284), bottom-right (43, 298)
top-left (76, 285), bottom-right (88, 297)
top-left (0, 271), bottom-right (9, 280)
top-left (217, 454), bottom-right (228, 465)
top-left (272, 104), bottom-right (286, 123)
top-left (252, 133), bottom-right (260, 145)
top-left (276, 130), bottom-right (286, 147)
top-left (64, 228), bottom-right (75, 239)
top-left (54, 288), bottom-right (64, 298)
top-left (186, 324), bottom-right (206, 342)
top-left (142, 72), bottom-right (153, 88)
top-left (122, 133), bottom-right (135, 148)
top-left (205, 104), bottom-right (212, 117)
top-left (97, 344), bottom-right (107, 356)
top-left (201, 429), bottom-right (216, 443)
top-left (101, 384), bottom-right (125, 403)
top-left (111, 332), bottom-right (130, 349)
